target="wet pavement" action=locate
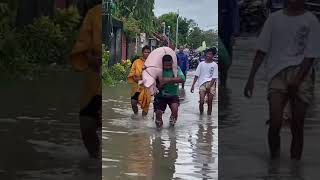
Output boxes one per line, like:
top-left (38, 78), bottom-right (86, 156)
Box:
top-left (103, 72), bottom-right (218, 180)
top-left (219, 36), bottom-right (320, 180)
top-left (0, 71), bottom-right (101, 180)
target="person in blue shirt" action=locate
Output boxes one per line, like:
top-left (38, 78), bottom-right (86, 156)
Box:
top-left (176, 46), bottom-right (189, 89)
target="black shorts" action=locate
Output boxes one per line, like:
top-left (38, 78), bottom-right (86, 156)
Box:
top-left (153, 96), bottom-right (180, 112)
top-left (80, 95), bottom-right (102, 121)
top-left (131, 92), bottom-right (140, 101)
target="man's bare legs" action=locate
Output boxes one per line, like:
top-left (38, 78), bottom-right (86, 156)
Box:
top-left (131, 99), bottom-right (139, 115)
top-left (207, 92), bottom-right (214, 115)
top-left (169, 103), bottom-right (179, 126)
top-left (155, 110), bottom-right (163, 128)
top-left (142, 111), bottom-right (148, 117)
top-left (290, 98), bottom-right (307, 160)
top-left (199, 91), bottom-right (206, 115)
top-left (268, 93), bottom-right (288, 159)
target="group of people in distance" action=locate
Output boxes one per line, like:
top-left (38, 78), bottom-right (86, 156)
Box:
top-left (68, 0), bottom-right (320, 162)
top-left (128, 46), bottom-right (218, 128)
top-left (68, 2), bottom-right (219, 159)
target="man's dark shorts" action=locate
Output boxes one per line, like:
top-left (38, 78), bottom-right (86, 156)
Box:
top-left (80, 95), bottom-right (102, 120)
top-left (131, 92), bottom-right (140, 101)
top-left (153, 96), bottom-right (180, 112)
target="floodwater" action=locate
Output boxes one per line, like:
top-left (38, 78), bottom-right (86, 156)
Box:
top-left (103, 72), bottom-right (218, 180)
top-left (0, 71), bottom-right (101, 180)
top-left (219, 36), bottom-right (320, 180)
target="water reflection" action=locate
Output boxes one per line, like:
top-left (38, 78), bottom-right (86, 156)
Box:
top-left (194, 117), bottom-right (216, 179)
top-left (151, 133), bottom-right (177, 180)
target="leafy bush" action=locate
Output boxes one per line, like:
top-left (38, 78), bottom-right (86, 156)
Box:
top-left (102, 44), bottom-right (132, 86)
top-left (53, 6), bottom-right (81, 52)
top-left (54, 6), bottom-right (81, 34)
top-left (102, 44), bottom-right (110, 67)
top-left (17, 7), bottom-right (81, 65)
top-left (102, 45), bottom-right (112, 84)
top-left (18, 16), bottom-right (65, 65)
top-left (0, 3), bottom-right (32, 78)
top-left (109, 63), bottom-right (127, 81)
top-left (0, 4), bottom-right (81, 78)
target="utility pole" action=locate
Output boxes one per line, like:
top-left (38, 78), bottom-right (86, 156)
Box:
top-left (176, 9), bottom-right (179, 49)
top-left (103, 0), bottom-right (113, 65)
top-left (162, 22), bottom-right (166, 36)
top-left (168, 26), bottom-right (171, 46)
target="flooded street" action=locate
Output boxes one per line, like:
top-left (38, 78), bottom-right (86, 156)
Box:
top-left (219, 36), bottom-right (320, 180)
top-left (0, 71), bottom-right (101, 180)
top-left (103, 72), bottom-right (218, 180)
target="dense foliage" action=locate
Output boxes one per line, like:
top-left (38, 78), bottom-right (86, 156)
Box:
top-left (102, 44), bottom-right (131, 86)
top-left (0, 3), bottom-right (81, 79)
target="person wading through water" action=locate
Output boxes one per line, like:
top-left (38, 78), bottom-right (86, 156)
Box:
top-left (154, 55), bottom-right (186, 128)
top-left (70, 4), bottom-right (102, 159)
top-left (176, 46), bottom-right (189, 89)
top-left (191, 48), bottom-right (218, 116)
top-left (128, 45), bottom-right (152, 118)
top-left (244, 0), bottom-right (320, 160)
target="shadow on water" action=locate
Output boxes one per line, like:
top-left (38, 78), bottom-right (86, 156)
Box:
top-left (103, 72), bottom-right (218, 180)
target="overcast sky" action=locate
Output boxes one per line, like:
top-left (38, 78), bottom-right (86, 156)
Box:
top-left (154, 0), bottom-right (218, 31)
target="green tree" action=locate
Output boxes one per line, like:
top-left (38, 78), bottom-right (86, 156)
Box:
top-left (156, 13), bottom-right (218, 49)
top-left (187, 26), bottom-right (202, 49)
top-left (113, 0), bottom-right (155, 37)
top-left (178, 17), bottom-right (190, 46)
top-left (202, 29), bottom-right (218, 48)
top-left (157, 12), bottom-right (192, 46)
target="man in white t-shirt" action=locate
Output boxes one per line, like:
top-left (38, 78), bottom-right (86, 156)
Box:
top-left (191, 48), bottom-right (218, 115)
top-left (244, 0), bottom-right (320, 160)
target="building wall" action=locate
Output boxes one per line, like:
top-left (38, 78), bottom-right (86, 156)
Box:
top-left (109, 27), bottom-right (123, 66)
top-left (121, 31), bottom-right (127, 60)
